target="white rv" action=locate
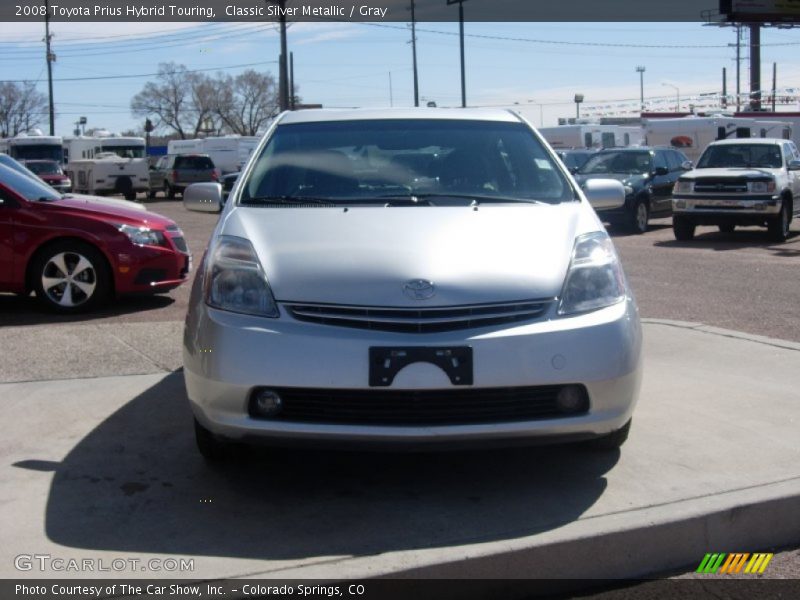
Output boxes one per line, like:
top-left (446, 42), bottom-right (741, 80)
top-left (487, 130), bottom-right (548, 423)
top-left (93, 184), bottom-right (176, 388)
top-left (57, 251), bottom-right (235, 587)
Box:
top-left (537, 124), bottom-right (643, 150)
top-left (0, 131), bottom-right (64, 164)
top-left (65, 152), bottom-right (149, 200)
top-left (642, 115), bottom-right (792, 164)
top-left (63, 133), bottom-right (146, 163)
top-left (166, 136), bottom-right (259, 174)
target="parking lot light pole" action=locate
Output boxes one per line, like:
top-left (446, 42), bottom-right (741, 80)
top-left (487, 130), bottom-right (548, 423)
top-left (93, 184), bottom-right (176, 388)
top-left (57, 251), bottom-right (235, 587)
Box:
top-left (574, 93), bottom-right (584, 120)
top-left (636, 65), bottom-right (646, 110)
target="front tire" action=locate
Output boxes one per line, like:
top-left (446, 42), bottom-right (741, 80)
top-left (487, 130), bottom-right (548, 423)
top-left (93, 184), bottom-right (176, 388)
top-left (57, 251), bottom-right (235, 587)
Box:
top-left (165, 181), bottom-right (175, 199)
top-left (767, 201), bottom-right (791, 242)
top-left (629, 198), bottom-right (649, 234)
top-left (673, 217), bottom-right (696, 241)
top-left (32, 241), bottom-right (110, 312)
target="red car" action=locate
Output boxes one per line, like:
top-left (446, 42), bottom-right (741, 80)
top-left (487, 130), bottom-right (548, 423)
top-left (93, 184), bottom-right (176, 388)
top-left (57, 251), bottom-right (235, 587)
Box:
top-left (21, 159), bottom-right (72, 193)
top-left (0, 163), bottom-right (191, 312)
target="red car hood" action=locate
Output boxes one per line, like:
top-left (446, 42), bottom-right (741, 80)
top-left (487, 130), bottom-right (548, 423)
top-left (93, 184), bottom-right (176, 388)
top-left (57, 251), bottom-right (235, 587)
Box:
top-left (41, 173), bottom-right (69, 183)
top-left (53, 196), bottom-right (174, 228)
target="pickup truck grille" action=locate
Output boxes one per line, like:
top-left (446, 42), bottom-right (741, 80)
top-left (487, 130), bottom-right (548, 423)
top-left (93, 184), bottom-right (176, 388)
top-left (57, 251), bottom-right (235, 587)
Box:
top-left (692, 178), bottom-right (749, 193)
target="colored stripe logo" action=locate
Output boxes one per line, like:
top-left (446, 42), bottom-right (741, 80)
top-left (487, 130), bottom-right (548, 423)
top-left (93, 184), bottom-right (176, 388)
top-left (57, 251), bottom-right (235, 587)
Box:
top-left (696, 553), bottom-right (773, 574)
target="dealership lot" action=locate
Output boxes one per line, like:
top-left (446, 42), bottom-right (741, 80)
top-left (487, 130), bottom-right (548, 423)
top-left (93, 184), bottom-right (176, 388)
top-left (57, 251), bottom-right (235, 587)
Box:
top-left (1, 198), bottom-right (799, 587)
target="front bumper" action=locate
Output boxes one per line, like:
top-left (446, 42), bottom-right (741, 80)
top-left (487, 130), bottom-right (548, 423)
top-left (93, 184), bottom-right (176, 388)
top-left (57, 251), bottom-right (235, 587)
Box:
top-left (114, 236), bottom-right (191, 295)
top-left (183, 297), bottom-right (642, 447)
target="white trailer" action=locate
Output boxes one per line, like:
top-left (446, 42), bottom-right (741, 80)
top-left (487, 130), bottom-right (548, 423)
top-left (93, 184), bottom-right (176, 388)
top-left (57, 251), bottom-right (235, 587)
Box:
top-left (65, 152), bottom-right (149, 200)
top-left (167, 135), bottom-right (259, 174)
top-left (735, 111), bottom-right (800, 147)
top-left (642, 115), bottom-right (792, 164)
top-left (537, 124), bottom-right (642, 150)
top-left (63, 134), bottom-right (146, 163)
top-left (1, 131), bottom-right (64, 164)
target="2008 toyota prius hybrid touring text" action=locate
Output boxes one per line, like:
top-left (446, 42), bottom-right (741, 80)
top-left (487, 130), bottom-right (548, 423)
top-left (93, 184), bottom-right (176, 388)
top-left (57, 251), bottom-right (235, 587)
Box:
top-left (182, 108), bottom-right (642, 460)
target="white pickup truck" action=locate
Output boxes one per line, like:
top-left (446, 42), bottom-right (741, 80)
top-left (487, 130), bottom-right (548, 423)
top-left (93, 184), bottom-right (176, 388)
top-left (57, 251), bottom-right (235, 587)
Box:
top-left (671, 138), bottom-right (800, 242)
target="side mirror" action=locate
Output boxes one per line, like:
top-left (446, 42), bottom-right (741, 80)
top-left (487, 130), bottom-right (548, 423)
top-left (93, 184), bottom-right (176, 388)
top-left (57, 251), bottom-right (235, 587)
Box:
top-left (582, 178), bottom-right (625, 210)
top-left (681, 160), bottom-right (694, 170)
top-left (149, 165), bottom-right (156, 171)
top-left (184, 182), bottom-right (223, 213)
top-left (788, 159), bottom-right (800, 171)
top-left (654, 166), bottom-right (669, 176)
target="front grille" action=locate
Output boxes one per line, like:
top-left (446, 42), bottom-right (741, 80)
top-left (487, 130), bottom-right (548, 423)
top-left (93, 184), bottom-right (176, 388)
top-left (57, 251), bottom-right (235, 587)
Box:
top-left (171, 236), bottom-right (188, 253)
top-left (285, 300), bottom-right (551, 333)
top-left (251, 385), bottom-right (587, 425)
top-left (693, 178), bottom-right (749, 193)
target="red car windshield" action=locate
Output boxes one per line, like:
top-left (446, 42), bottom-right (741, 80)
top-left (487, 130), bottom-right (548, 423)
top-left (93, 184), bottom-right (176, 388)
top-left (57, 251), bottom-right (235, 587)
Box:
top-left (0, 163), bottom-right (62, 202)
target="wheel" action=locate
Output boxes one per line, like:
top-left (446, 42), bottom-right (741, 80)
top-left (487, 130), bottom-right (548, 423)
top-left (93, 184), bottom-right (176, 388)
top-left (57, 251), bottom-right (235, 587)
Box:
top-left (165, 181), bottom-right (175, 199)
top-left (718, 224), bottom-right (735, 234)
top-left (628, 198), bottom-right (649, 234)
top-left (583, 419), bottom-right (632, 451)
top-left (673, 217), bottom-right (696, 241)
top-left (124, 191), bottom-right (136, 201)
top-left (32, 241), bottom-right (110, 312)
top-left (767, 201), bottom-right (791, 242)
top-left (147, 188), bottom-right (156, 199)
top-left (194, 419), bottom-right (234, 462)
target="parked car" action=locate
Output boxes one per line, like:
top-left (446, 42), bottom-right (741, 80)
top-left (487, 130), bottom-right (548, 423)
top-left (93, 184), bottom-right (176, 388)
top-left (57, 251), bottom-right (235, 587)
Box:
top-left (672, 138), bottom-right (800, 242)
top-left (19, 159), bottom-right (72, 193)
top-left (181, 108), bottom-right (641, 461)
top-left (0, 163), bottom-right (191, 312)
top-left (556, 149), bottom-right (596, 173)
top-left (574, 147), bottom-right (692, 234)
top-left (149, 153), bottom-right (218, 199)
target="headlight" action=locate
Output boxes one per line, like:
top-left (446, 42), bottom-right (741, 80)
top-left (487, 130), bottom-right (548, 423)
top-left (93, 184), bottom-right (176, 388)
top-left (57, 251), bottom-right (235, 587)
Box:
top-left (673, 180), bottom-right (693, 194)
top-left (623, 185), bottom-right (634, 196)
top-left (748, 181), bottom-right (776, 193)
top-left (558, 232), bottom-right (626, 316)
top-left (205, 236), bottom-right (279, 318)
top-left (118, 223), bottom-right (165, 247)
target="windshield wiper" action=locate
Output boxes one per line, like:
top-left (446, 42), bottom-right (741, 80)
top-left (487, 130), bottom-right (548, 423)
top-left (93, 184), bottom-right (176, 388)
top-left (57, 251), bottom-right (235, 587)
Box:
top-left (375, 193), bottom-right (543, 206)
top-left (242, 195), bottom-right (338, 206)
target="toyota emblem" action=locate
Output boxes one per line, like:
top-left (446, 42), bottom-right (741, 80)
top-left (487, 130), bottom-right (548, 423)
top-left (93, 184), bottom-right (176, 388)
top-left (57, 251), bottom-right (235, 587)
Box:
top-left (403, 279), bottom-right (436, 300)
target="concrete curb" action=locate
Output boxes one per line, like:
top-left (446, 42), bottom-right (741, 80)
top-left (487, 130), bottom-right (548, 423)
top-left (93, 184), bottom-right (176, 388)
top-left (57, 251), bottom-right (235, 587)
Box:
top-left (642, 318), bottom-right (800, 352)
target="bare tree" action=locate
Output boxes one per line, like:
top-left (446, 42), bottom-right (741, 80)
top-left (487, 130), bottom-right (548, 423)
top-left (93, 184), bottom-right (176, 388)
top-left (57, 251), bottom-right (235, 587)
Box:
top-left (131, 63), bottom-right (195, 139)
top-left (0, 82), bottom-right (48, 137)
top-left (215, 70), bottom-right (280, 136)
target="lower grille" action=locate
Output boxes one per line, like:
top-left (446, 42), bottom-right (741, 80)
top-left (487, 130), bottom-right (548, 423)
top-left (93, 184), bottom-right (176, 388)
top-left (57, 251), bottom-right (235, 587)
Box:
top-left (250, 385), bottom-right (587, 425)
top-left (286, 300), bottom-right (550, 333)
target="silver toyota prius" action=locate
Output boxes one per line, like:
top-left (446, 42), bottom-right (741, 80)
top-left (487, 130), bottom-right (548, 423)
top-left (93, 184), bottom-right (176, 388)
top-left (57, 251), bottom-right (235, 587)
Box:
top-left (182, 108), bottom-right (642, 460)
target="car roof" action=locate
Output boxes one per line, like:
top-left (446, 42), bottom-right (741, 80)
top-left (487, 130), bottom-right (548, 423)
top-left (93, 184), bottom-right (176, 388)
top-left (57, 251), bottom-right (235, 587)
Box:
top-left (277, 107), bottom-right (522, 125)
top-left (709, 138), bottom-right (788, 146)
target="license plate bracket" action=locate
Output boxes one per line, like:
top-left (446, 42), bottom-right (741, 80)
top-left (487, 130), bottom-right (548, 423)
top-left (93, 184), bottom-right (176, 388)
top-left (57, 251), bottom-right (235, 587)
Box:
top-left (369, 346), bottom-right (473, 387)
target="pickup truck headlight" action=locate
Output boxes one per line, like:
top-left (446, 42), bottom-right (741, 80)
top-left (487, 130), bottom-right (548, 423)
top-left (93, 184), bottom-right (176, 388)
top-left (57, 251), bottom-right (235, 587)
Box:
top-left (558, 232), bottom-right (626, 316)
top-left (117, 223), bottom-right (165, 247)
top-left (673, 180), bottom-right (693, 194)
top-left (205, 236), bottom-right (279, 318)
top-left (748, 181), bottom-right (776, 193)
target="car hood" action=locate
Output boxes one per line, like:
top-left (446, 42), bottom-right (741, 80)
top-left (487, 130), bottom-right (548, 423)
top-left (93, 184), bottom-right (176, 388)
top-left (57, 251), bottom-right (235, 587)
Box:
top-left (679, 167), bottom-right (780, 180)
top-left (52, 195), bottom-right (170, 227)
top-left (221, 203), bottom-right (588, 306)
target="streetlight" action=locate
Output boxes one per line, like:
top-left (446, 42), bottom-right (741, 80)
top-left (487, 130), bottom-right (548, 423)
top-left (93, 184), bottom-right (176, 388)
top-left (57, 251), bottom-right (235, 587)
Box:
top-left (635, 65), bottom-right (646, 110)
top-left (574, 93), bottom-right (584, 120)
top-left (662, 82), bottom-right (680, 112)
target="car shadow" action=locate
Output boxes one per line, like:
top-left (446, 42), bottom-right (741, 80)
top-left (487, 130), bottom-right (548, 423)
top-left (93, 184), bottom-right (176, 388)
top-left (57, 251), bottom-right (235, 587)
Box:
top-left (655, 229), bottom-right (800, 255)
top-left (31, 371), bottom-right (619, 560)
top-left (0, 293), bottom-right (176, 327)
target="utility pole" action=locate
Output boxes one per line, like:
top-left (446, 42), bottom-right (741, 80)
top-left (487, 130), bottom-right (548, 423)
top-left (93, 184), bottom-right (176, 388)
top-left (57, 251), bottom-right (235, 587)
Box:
top-left (265, 1), bottom-right (290, 111)
top-left (772, 62), bottom-right (776, 112)
top-left (410, 0), bottom-right (419, 107)
top-left (635, 65), bottom-right (646, 111)
top-left (448, 0), bottom-right (469, 108)
top-left (44, 0), bottom-right (55, 135)
top-left (736, 25), bottom-right (741, 111)
top-left (749, 23), bottom-right (761, 110)
top-left (289, 51), bottom-right (295, 110)
top-left (722, 67), bottom-right (727, 109)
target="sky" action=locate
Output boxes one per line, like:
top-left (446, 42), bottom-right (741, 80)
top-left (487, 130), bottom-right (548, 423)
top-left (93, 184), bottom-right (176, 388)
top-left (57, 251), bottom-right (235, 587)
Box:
top-left (2, 19), bottom-right (800, 137)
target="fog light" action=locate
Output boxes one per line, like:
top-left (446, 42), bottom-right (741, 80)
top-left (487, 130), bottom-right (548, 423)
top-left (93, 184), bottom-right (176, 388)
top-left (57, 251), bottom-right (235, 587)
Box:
top-left (251, 389), bottom-right (283, 418)
top-left (556, 385), bottom-right (589, 414)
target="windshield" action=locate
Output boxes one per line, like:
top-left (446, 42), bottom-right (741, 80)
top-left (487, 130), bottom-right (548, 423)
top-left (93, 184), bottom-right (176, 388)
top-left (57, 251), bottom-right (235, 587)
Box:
top-left (697, 144), bottom-right (783, 169)
top-left (241, 119), bottom-right (573, 204)
top-left (578, 151), bottom-right (653, 175)
top-left (103, 144), bottom-right (145, 159)
top-left (11, 144), bottom-right (63, 163)
top-left (0, 163), bottom-right (61, 201)
top-left (24, 160), bottom-right (63, 175)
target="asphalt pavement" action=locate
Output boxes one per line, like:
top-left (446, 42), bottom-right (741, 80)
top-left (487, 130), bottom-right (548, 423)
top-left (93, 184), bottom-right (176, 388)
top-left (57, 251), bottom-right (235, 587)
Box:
top-left (1, 319), bottom-right (798, 595)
